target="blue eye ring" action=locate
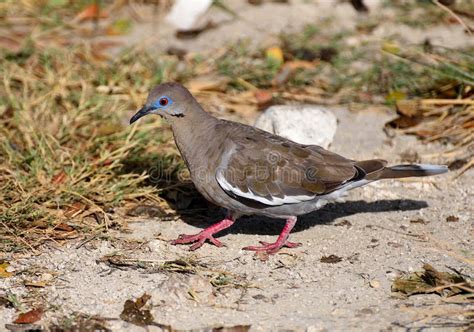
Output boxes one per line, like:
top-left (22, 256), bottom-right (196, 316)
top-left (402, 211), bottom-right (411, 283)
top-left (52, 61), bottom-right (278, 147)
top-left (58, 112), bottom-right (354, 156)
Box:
top-left (153, 95), bottom-right (173, 108)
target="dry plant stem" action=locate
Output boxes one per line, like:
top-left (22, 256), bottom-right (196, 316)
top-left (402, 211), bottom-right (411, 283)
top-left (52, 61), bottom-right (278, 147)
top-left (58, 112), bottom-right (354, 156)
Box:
top-left (421, 99), bottom-right (474, 105)
top-left (62, 190), bottom-right (110, 229)
top-left (0, 222), bottom-right (38, 254)
top-left (424, 282), bottom-right (474, 294)
top-left (453, 158), bottom-right (474, 178)
top-left (432, 0), bottom-right (473, 35)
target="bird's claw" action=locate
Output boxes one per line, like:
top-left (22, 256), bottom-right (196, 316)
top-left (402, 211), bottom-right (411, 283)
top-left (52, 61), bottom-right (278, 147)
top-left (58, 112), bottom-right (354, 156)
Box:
top-left (171, 232), bottom-right (224, 251)
top-left (243, 240), bottom-right (301, 254)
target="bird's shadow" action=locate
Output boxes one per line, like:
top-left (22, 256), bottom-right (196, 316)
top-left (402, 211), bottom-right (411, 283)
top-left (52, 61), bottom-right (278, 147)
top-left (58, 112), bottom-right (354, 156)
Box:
top-left (120, 152), bottom-right (428, 236)
top-left (176, 198), bottom-right (428, 236)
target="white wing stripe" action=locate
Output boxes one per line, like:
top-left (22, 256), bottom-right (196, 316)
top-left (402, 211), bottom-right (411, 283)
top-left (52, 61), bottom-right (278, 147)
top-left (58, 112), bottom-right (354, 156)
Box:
top-left (216, 169), bottom-right (315, 206)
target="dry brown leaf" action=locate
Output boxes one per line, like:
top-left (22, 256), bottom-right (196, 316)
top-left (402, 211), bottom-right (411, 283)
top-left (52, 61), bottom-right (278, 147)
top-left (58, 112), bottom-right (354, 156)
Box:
top-left (396, 100), bottom-right (421, 117)
top-left (446, 215), bottom-right (459, 222)
top-left (14, 308), bottom-right (43, 324)
top-left (24, 280), bottom-right (47, 288)
top-left (64, 202), bottom-right (87, 218)
top-left (75, 3), bottom-right (108, 22)
top-left (392, 264), bottom-right (470, 297)
top-left (320, 255), bottom-right (342, 264)
top-left (0, 262), bottom-right (13, 278)
top-left (254, 90), bottom-right (273, 107)
top-left (55, 222), bottom-right (74, 232)
top-left (51, 171), bottom-right (67, 185)
top-left (120, 293), bottom-right (153, 327)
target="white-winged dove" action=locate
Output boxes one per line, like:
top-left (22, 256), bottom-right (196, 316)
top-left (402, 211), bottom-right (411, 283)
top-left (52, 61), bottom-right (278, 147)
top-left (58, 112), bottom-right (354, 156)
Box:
top-left (130, 82), bottom-right (448, 254)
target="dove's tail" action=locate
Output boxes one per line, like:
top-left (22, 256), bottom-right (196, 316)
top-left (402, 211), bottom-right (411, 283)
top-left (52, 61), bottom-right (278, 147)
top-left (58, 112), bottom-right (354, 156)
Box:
top-left (377, 164), bottom-right (449, 179)
top-left (354, 160), bottom-right (448, 181)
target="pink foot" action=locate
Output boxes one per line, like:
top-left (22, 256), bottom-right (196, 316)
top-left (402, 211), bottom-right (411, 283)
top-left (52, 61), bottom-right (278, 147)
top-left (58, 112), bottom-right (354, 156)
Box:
top-left (171, 216), bottom-right (234, 251)
top-left (243, 240), bottom-right (302, 254)
top-left (242, 216), bottom-right (300, 254)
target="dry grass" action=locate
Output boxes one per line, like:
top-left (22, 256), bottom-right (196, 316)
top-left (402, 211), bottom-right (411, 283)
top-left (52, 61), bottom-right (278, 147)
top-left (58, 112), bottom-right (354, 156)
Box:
top-left (1, 1), bottom-right (473, 253)
top-left (384, 44), bottom-right (474, 171)
top-left (0, 44), bottom-right (187, 252)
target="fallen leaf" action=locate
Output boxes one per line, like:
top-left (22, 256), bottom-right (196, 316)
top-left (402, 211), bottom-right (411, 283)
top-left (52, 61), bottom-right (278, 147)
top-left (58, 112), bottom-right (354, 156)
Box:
top-left (320, 255), bottom-right (342, 264)
top-left (106, 19), bottom-right (133, 36)
top-left (446, 215), bottom-right (459, 222)
top-left (64, 202), bottom-right (86, 218)
top-left (0, 262), bottom-right (13, 278)
top-left (410, 218), bottom-right (428, 224)
top-left (382, 41), bottom-right (400, 55)
top-left (266, 46), bottom-right (284, 68)
top-left (120, 293), bottom-right (153, 327)
top-left (24, 281), bottom-right (47, 288)
top-left (396, 100), bottom-right (421, 117)
top-left (51, 171), bottom-right (67, 185)
top-left (14, 308), bottom-right (43, 324)
top-left (386, 115), bottom-right (423, 129)
top-left (386, 91), bottom-right (407, 104)
top-left (254, 90), bottom-right (273, 107)
top-left (75, 3), bottom-right (108, 22)
top-left (392, 264), bottom-right (470, 297)
top-left (55, 222), bottom-right (74, 232)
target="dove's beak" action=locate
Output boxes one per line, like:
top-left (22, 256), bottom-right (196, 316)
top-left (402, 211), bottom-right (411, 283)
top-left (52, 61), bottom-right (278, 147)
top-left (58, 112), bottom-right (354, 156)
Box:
top-left (130, 105), bottom-right (154, 124)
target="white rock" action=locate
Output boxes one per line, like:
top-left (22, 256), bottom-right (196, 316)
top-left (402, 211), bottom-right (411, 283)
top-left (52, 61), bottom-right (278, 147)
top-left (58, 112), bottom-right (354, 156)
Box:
top-left (254, 105), bottom-right (338, 148)
top-left (165, 0), bottom-right (213, 31)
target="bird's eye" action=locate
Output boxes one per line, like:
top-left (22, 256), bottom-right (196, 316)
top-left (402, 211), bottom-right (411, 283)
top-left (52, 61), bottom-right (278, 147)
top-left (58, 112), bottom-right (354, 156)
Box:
top-left (159, 97), bottom-right (169, 106)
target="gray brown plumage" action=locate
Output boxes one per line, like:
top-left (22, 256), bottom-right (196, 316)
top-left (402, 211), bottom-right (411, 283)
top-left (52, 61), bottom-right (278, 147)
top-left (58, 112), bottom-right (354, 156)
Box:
top-left (130, 82), bottom-right (448, 253)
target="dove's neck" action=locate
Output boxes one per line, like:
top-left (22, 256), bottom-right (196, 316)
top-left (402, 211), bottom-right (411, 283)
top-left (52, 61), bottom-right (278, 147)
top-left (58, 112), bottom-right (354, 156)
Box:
top-left (169, 104), bottom-right (220, 173)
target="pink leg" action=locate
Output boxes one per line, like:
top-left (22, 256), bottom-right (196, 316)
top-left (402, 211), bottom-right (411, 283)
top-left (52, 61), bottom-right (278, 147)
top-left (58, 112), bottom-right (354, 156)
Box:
top-left (171, 214), bottom-right (235, 251)
top-left (243, 216), bottom-right (301, 254)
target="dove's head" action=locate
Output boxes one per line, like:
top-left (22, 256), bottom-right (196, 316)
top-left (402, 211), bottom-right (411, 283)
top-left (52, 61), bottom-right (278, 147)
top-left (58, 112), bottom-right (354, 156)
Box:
top-left (130, 82), bottom-right (198, 124)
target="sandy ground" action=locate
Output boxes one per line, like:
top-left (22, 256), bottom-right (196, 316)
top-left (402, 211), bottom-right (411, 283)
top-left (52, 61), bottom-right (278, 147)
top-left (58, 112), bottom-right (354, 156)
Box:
top-left (115, 0), bottom-right (473, 53)
top-left (1, 0), bottom-right (473, 331)
top-left (1, 108), bottom-right (472, 331)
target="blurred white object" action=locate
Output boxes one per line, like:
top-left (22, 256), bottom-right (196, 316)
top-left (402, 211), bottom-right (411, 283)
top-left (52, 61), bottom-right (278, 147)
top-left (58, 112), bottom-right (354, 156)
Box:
top-left (166, 0), bottom-right (213, 31)
top-left (254, 105), bottom-right (338, 148)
